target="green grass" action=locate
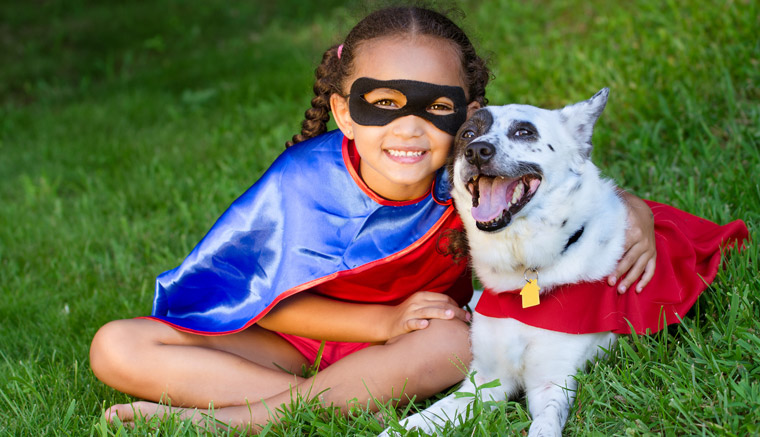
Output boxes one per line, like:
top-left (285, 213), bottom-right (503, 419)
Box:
top-left (1, 0), bottom-right (757, 435)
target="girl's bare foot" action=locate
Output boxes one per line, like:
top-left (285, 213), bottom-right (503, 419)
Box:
top-left (105, 401), bottom-right (204, 424)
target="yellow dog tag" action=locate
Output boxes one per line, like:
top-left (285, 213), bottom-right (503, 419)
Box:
top-left (521, 279), bottom-right (541, 308)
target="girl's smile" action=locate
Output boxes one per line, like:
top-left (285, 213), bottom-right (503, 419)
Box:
top-left (385, 148), bottom-right (426, 160)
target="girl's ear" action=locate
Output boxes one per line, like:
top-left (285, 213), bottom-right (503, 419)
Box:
top-left (466, 101), bottom-right (481, 119)
top-left (330, 93), bottom-right (354, 139)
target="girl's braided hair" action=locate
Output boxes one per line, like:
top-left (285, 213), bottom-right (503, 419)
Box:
top-left (286, 6), bottom-right (490, 147)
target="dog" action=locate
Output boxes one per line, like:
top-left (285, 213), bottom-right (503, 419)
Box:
top-left (381, 88), bottom-right (628, 436)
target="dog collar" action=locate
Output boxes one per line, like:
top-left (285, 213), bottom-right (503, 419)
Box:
top-left (348, 77), bottom-right (468, 136)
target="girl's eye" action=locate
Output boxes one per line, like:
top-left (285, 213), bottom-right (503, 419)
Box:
top-left (461, 130), bottom-right (476, 139)
top-left (372, 99), bottom-right (399, 109)
top-left (427, 102), bottom-right (454, 115)
top-left (428, 103), bottom-right (453, 111)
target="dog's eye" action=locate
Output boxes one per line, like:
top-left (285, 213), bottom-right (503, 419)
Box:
top-left (461, 130), bottom-right (476, 139)
top-left (515, 128), bottom-right (534, 137)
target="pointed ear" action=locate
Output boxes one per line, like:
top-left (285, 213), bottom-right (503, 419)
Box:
top-left (559, 88), bottom-right (609, 158)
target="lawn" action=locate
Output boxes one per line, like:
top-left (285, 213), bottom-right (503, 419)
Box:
top-left (1, 0), bottom-right (758, 435)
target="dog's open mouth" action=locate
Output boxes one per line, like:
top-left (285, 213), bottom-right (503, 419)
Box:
top-left (467, 174), bottom-right (542, 232)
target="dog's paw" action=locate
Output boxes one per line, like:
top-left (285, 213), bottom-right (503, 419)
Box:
top-left (379, 412), bottom-right (435, 436)
top-left (527, 417), bottom-right (563, 437)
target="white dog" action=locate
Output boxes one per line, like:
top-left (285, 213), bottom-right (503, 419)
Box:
top-left (382, 89), bottom-right (627, 436)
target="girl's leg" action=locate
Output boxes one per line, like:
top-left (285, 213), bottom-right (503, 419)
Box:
top-left (90, 318), bottom-right (310, 407)
top-left (107, 318), bottom-right (473, 430)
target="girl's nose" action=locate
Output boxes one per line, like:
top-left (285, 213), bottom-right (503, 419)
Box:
top-left (391, 114), bottom-right (426, 138)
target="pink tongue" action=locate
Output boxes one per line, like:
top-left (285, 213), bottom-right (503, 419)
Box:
top-left (471, 178), bottom-right (514, 222)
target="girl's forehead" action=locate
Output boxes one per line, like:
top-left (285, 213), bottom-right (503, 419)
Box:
top-left (350, 35), bottom-right (466, 90)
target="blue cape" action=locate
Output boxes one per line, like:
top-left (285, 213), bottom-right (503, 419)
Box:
top-left (150, 130), bottom-right (455, 334)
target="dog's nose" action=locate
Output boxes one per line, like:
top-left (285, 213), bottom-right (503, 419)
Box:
top-left (465, 141), bottom-right (495, 166)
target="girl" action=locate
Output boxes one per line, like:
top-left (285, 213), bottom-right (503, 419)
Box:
top-left (90, 6), bottom-right (657, 431)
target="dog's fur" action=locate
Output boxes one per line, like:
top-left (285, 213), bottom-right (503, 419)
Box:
top-left (381, 89), bottom-right (627, 436)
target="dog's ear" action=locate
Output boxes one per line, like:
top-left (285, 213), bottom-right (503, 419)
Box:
top-left (559, 88), bottom-right (609, 158)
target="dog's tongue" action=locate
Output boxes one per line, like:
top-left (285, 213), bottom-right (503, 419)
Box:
top-left (471, 177), bottom-right (512, 222)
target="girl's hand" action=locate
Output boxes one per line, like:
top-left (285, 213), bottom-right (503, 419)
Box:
top-left (608, 192), bottom-right (657, 293)
top-left (385, 291), bottom-right (471, 339)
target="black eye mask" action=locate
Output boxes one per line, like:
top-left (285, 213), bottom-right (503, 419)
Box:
top-left (348, 77), bottom-right (468, 136)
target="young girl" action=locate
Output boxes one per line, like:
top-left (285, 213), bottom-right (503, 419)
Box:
top-left (90, 6), bottom-right (657, 430)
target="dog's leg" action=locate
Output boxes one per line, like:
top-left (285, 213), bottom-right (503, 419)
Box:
top-left (380, 372), bottom-right (515, 436)
top-left (523, 375), bottom-right (575, 437)
top-left (380, 377), bottom-right (476, 436)
top-left (522, 331), bottom-right (615, 437)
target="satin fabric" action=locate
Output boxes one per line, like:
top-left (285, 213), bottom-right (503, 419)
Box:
top-left (475, 201), bottom-right (749, 335)
top-left (146, 130), bottom-right (472, 335)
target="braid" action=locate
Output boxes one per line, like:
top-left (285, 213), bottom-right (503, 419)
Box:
top-left (286, 45), bottom-right (343, 147)
top-left (464, 45), bottom-right (490, 108)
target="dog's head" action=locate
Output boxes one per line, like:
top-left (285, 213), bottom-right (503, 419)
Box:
top-left (450, 88), bottom-right (609, 232)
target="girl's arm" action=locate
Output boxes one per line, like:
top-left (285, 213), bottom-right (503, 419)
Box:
top-left (609, 190), bottom-right (657, 293)
top-left (258, 291), bottom-right (470, 343)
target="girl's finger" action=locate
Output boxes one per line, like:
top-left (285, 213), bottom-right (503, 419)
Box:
top-left (609, 248), bottom-right (637, 286)
top-left (419, 292), bottom-right (457, 305)
top-left (635, 256), bottom-right (657, 292)
top-left (417, 307), bottom-right (455, 320)
top-left (406, 318), bottom-right (429, 332)
top-left (423, 305), bottom-right (471, 322)
top-left (617, 252), bottom-right (650, 293)
top-left (451, 307), bottom-right (471, 322)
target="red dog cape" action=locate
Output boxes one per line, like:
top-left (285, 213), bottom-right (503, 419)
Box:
top-left (475, 201), bottom-right (749, 334)
top-left (146, 130), bottom-right (472, 335)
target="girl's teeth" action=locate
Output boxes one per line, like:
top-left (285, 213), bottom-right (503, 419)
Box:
top-left (387, 149), bottom-right (424, 157)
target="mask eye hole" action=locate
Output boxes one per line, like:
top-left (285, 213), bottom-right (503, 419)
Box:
top-left (370, 98), bottom-right (400, 109)
top-left (363, 88), bottom-right (406, 110)
top-left (427, 98), bottom-right (455, 115)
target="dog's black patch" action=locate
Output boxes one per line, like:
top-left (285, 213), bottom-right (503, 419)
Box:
top-left (547, 144), bottom-right (555, 152)
top-left (449, 109), bottom-right (495, 187)
top-left (508, 121), bottom-right (539, 142)
top-left (561, 226), bottom-right (585, 253)
top-left (568, 180), bottom-right (583, 194)
top-left (453, 109), bottom-right (494, 156)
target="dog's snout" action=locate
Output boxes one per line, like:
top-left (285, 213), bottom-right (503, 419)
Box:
top-left (465, 141), bottom-right (495, 167)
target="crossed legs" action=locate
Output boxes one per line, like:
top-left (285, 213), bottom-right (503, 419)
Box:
top-left (89, 317), bottom-right (471, 430)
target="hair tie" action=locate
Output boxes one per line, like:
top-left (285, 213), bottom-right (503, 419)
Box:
top-left (337, 44), bottom-right (344, 59)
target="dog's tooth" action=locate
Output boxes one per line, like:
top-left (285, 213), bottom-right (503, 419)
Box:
top-left (471, 175), bottom-right (481, 208)
top-left (512, 183), bottom-right (524, 204)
